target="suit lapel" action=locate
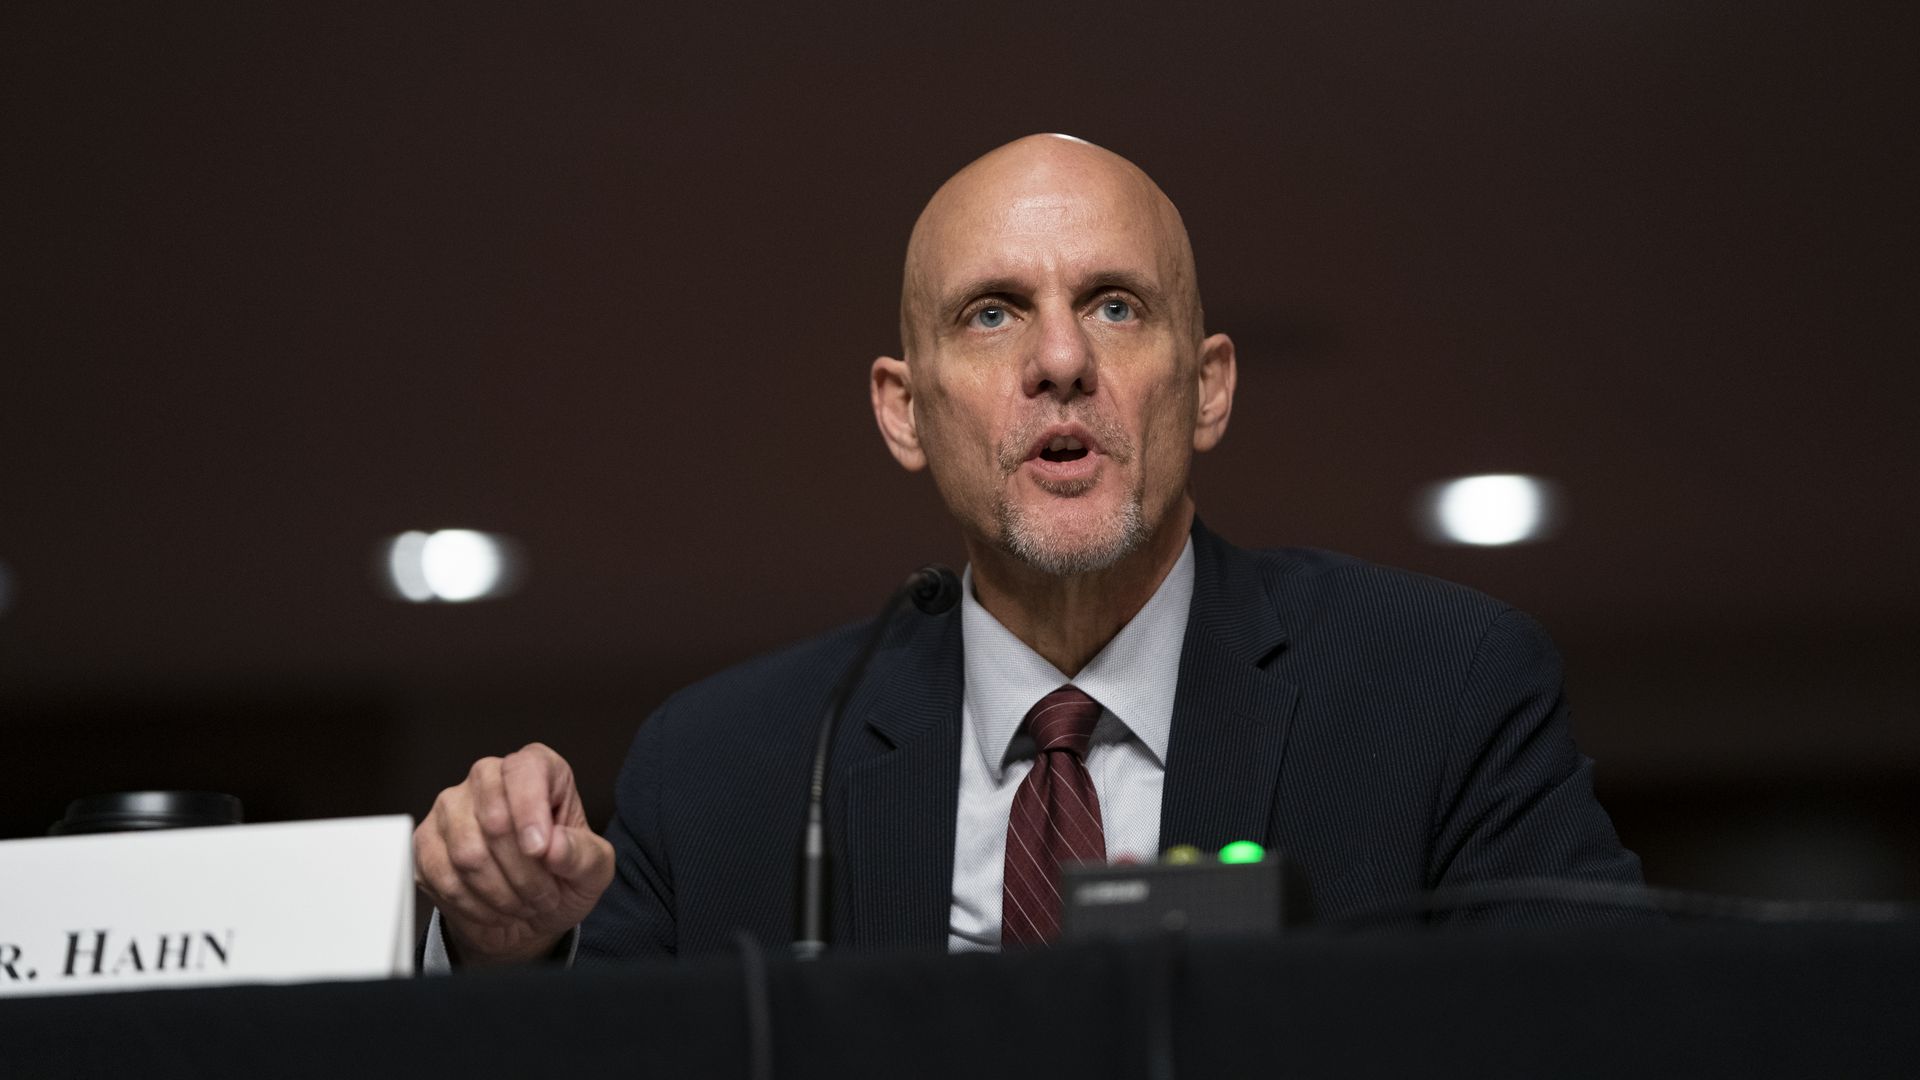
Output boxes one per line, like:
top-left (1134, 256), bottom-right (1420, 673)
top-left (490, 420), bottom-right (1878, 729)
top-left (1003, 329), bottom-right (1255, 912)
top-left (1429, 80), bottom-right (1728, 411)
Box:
top-left (831, 523), bottom-right (1293, 947)
top-left (836, 609), bottom-right (964, 951)
top-left (1160, 523), bottom-right (1300, 852)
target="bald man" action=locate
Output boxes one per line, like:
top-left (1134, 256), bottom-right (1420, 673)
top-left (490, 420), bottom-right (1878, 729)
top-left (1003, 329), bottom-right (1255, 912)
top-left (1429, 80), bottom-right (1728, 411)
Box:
top-left (414, 135), bottom-right (1643, 966)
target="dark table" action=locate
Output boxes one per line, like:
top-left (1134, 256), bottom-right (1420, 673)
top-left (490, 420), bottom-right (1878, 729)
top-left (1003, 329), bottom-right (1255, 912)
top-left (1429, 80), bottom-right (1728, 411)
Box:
top-left (4, 924), bottom-right (1917, 1078)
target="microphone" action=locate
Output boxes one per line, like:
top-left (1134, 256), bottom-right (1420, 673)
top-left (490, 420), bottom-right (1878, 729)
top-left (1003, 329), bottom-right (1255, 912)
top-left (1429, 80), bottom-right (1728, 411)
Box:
top-left (906, 564), bottom-right (962, 616)
top-left (794, 564), bottom-right (961, 959)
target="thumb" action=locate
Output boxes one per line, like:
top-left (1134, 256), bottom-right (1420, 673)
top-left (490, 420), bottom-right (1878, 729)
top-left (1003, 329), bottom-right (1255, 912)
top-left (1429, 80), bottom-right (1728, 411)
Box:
top-left (544, 823), bottom-right (612, 884)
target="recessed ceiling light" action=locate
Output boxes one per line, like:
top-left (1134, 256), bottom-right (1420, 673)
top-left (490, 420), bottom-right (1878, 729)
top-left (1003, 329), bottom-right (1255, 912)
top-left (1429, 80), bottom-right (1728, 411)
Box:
top-left (1418, 474), bottom-right (1559, 546)
top-left (381, 530), bottom-right (520, 602)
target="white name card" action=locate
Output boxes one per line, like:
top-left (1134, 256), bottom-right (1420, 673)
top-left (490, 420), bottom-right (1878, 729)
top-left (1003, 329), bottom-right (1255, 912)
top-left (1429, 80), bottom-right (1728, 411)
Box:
top-left (0, 815), bottom-right (414, 997)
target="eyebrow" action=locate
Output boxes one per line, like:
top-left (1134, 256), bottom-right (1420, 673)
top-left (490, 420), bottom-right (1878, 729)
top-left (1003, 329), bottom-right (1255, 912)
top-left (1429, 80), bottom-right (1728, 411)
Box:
top-left (936, 268), bottom-right (1168, 321)
top-left (936, 277), bottom-right (1025, 318)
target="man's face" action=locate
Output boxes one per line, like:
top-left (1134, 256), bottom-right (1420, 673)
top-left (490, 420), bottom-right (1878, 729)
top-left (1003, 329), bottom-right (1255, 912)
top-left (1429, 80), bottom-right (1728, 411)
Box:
top-left (900, 154), bottom-right (1204, 575)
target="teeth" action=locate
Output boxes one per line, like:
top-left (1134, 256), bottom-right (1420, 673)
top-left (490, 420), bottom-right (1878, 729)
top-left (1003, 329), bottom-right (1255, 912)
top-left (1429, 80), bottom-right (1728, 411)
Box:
top-left (1046, 435), bottom-right (1084, 452)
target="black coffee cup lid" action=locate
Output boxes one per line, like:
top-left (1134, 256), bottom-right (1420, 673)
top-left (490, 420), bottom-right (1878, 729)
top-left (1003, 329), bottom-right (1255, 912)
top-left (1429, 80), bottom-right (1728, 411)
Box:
top-left (49, 791), bottom-right (244, 835)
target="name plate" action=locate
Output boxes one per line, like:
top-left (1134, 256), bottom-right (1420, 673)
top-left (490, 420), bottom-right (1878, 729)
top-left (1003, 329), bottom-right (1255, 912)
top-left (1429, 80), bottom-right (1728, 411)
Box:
top-left (0, 815), bottom-right (414, 997)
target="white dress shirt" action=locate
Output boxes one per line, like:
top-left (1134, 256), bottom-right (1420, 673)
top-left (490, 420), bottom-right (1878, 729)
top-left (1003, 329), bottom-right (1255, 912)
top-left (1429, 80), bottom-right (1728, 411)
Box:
top-left (946, 537), bottom-right (1194, 951)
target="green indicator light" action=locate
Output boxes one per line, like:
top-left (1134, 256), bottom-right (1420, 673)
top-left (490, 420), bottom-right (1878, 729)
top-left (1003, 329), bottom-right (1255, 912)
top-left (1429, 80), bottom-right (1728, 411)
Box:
top-left (1218, 840), bottom-right (1265, 865)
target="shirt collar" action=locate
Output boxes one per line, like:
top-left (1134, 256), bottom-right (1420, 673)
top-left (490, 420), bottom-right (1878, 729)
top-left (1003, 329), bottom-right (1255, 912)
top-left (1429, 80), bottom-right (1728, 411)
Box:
top-left (961, 537), bottom-right (1194, 782)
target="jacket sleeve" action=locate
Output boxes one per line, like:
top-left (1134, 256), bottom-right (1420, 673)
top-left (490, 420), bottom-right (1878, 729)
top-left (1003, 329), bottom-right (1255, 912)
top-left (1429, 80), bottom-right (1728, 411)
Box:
top-left (577, 695), bottom-right (681, 961)
top-left (1427, 608), bottom-right (1650, 925)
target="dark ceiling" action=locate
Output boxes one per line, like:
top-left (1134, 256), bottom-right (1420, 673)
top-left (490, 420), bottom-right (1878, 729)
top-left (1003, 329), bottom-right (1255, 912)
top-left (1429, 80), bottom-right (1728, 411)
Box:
top-left (3, 4), bottom-right (1915, 807)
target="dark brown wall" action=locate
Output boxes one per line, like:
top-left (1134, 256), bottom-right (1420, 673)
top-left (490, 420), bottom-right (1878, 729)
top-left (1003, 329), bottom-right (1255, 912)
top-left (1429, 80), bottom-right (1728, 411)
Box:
top-left (5, 3), bottom-right (1916, 899)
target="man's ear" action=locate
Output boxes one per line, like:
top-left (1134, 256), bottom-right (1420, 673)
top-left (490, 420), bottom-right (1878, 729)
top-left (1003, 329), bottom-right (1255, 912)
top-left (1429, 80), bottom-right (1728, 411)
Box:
top-left (870, 355), bottom-right (927, 471)
top-left (1192, 332), bottom-right (1237, 453)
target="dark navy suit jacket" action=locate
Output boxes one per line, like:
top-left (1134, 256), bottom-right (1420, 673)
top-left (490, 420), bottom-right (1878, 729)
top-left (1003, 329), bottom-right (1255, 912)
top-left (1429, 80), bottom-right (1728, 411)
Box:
top-left (580, 522), bottom-right (1643, 960)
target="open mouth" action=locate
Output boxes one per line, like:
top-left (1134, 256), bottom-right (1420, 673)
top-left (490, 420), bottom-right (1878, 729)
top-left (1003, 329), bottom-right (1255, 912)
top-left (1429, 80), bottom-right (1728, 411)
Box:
top-left (1038, 434), bottom-right (1089, 464)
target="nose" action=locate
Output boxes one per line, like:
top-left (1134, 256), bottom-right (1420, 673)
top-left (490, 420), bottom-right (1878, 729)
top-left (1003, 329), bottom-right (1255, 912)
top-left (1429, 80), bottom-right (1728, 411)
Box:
top-left (1022, 303), bottom-right (1098, 402)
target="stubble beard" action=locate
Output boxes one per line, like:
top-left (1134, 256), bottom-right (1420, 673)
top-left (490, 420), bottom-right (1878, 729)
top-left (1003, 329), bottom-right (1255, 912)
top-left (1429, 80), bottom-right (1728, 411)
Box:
top-left (991, 406), bottom-right (1151, 575)
top-left (995, 479), bottom-right (1150, 576)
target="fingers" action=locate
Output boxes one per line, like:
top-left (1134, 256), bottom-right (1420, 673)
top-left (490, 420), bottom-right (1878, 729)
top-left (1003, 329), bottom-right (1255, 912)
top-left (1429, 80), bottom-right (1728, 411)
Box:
top-left (413, 743), bottom-right (603, 936)
top-left (502, 742), bottom-right (570, 857)
top-left (427, 768), bottom-right (540, 921)
top-left (471, 756), bottom-right (564, 914)
top-left (414, 745), bottom-right (595, 903)
top-left (415, 787), bottom-right (524, 931)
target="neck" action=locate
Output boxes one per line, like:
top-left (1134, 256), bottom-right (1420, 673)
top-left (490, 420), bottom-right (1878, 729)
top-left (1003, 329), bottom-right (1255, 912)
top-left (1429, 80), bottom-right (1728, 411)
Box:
top-left (967, 498), bottom-right (1195, 677)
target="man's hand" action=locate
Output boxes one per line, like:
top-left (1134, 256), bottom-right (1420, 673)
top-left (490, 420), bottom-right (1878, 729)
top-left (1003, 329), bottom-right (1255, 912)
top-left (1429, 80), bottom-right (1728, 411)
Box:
top-left (414, 743), bottom-right (616, 966)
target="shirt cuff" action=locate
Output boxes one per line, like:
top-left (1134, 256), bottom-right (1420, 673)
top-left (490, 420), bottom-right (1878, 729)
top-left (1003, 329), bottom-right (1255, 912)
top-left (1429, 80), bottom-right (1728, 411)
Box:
top-left (421, 908), bottom-right (579, 974)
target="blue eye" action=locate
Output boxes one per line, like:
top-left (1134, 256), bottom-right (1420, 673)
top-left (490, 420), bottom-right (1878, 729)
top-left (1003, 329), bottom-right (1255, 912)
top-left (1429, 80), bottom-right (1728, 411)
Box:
top-left (972, 306), bottom-right (1007, 329)
top-left (1098, 299), bottom-right (1134, 322)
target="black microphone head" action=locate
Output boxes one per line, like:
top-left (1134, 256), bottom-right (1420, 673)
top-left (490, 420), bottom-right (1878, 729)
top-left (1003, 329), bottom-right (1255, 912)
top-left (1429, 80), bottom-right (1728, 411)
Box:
top-left (907, 564), bottom-right (962, 614)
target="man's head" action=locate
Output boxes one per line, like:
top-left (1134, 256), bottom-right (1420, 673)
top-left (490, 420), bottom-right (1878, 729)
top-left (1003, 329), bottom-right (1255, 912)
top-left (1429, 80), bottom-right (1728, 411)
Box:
top-left (871, 134), bottom-right (1235, 577)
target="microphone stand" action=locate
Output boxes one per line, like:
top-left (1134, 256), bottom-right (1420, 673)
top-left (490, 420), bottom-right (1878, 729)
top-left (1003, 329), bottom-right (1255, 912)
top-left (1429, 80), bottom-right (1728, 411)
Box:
top-left (793, 565), bottom-right (959, 960)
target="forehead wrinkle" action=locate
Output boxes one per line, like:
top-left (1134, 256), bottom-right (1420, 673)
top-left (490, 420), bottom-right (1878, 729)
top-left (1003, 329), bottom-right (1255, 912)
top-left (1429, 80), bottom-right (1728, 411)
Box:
top-left (900, 135), bottom-right (1204, 357)
top-left (931, 202), bottom-right (1164, 304)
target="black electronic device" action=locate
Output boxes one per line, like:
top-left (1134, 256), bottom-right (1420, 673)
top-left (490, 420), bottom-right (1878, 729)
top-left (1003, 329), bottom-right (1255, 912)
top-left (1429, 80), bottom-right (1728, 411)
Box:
top-left (1061, 845), bottom-right (1313, 941)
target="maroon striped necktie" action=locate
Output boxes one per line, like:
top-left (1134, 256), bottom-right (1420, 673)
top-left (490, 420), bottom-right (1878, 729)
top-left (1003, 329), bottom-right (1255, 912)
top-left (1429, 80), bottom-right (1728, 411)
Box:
top-left (1002, 686), bottom-right (1106, 947)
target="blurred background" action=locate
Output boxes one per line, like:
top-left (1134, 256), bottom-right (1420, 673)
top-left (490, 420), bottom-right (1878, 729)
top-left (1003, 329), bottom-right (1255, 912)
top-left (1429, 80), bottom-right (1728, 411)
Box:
top-left (4, 2), bottom-right (1916, 903)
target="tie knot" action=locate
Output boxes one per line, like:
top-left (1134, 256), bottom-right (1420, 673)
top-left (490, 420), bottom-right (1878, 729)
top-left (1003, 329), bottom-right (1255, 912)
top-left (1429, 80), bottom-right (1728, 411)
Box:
top-left (1023, 686), bottom-right (1102, 759)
